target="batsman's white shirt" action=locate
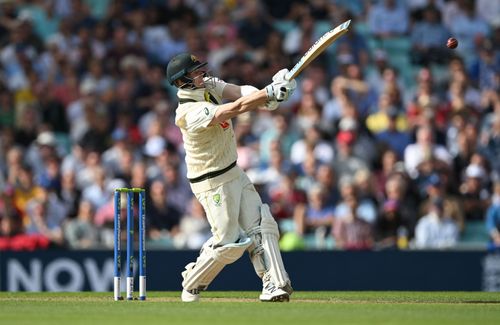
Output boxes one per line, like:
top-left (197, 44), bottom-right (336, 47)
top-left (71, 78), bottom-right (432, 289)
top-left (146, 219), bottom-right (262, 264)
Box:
top-left (175, 80), bottom-right (261, 245)
top-left (175, 79), bottom-right (237, 190)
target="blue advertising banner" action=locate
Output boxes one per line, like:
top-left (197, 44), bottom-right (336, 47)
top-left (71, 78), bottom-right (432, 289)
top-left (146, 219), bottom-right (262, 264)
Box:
top-left (1, 250), bottom-right (499, 292)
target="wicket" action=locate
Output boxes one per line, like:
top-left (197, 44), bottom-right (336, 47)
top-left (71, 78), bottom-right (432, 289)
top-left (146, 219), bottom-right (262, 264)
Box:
top-left (114, 187), bottom-right (146, 301)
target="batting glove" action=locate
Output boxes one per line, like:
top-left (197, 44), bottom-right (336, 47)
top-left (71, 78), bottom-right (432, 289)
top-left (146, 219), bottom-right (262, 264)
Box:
top-left (272, 69), bottom-right (290, 82)
top-left (264, 100), bottom-right (279, 111)
top-left (265, 79), bottom-right (296, 102)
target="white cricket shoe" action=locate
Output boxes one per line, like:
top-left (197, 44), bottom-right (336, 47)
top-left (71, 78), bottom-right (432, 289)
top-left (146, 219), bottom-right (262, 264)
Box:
top-left (181, 289), bottom-right (200, 302)
top-left (259, 280), bottom-right (290, 302)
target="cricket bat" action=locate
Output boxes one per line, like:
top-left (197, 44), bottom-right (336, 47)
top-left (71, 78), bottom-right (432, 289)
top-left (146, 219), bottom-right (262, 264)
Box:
top-left (285, 20), bottom-right (351, 80)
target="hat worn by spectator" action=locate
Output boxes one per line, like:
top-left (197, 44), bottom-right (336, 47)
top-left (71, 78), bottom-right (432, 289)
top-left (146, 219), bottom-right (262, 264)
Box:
top-left (465, 164), bottom-right (486, 180)
top-left (144, 136), bottom-right (166, 157)
top-left (339, 117), bottom-right (358, 131)
top-left (337, 117), bottom-right (357, 145)
top-left (80, 79), bottom-right (97, 95)
top-left (36, 131), bottom-right (57, 147)
top-left (336, 131), bottom-right (356, 145)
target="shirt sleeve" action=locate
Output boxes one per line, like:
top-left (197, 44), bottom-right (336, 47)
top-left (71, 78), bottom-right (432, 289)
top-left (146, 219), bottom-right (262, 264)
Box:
top-left (184, 103), bottom-right (218, 132)
top-left (206, 77), bottom-right (227, 99)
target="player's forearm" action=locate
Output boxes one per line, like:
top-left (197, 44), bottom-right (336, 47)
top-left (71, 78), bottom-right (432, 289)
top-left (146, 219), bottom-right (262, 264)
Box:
top-left (211, 89), bottom-right (267, 124)
top-left (222, 83), bottom-right (258, 101)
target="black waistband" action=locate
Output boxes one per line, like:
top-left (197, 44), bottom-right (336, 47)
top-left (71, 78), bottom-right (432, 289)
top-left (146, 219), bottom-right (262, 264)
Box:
top-left (179, 98), bottom-right (197, 104)
top-left (188, 161), bottom-right (237, 184)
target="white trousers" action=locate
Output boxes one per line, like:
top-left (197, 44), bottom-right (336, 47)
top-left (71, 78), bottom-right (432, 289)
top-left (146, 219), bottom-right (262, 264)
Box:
top-left (194, 169), bottom-right (262, 246)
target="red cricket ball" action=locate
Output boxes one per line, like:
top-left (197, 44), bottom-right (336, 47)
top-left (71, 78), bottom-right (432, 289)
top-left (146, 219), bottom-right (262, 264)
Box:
top-left (447, 37), bottom-right (458, 49)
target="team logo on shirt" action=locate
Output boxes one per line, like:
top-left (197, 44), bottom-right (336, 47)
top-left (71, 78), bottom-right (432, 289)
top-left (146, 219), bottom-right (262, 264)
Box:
top-left (219, 121), bottom-right (229, 129)
top-left (213, 194), bottom-right (222, 206)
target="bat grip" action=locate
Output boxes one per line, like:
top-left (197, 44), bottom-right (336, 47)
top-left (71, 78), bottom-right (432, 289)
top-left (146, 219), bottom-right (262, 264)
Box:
top-left (284, 71), bottom-right (292, 81)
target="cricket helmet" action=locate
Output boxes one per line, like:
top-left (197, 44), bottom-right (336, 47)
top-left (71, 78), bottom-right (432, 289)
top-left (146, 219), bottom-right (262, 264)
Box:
top-left (166, 53), bottom-right (207, 88)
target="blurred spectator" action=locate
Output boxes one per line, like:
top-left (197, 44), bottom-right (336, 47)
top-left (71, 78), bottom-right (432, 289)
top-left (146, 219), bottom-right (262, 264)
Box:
top-left (486, 181), bottom-right (500, 248)
top-left (26, 130), bottom-right (59, 179)
top-left (146, 179), bottom-right (182, 243)
top-left (368, 0), bottom-right (409, 39)
top-left (469, 39), bottom-right (500, 91)
top-left (475, 0), bottom-right (500, 26)
top-left (479, 111), bottom-right (500, 177)
top-left (333, 192), bottom-right (374, 250)
top-left (418, 173), bottom-right (465, 231)
top-left (63, 200), bottom-right (99, 249)
top-left (81, 166), bottom-right (109, 210)
top-left (404, 126), bottom-right (452, 179)
top-left (410, 6), bottom-right (451, 65)
top-left (448, 0), bottom-right (490, 65)
top-left (269, 172), bottom-right (307, 221)
top-left (101, 128), bottom-right (129, 176)
top-left (354, 169), bottom-right (378, 207)
top-left (333, 14), bottom-right (370, 68)
top-left (291, 93), bottom-right (322, 134)
top-left (161, 162), bottom-right (192, 215)
top-left (259, 113), bottom-right (300, 164)
top-left (374, 199), bottom-right (411, 249)
top-left (293, 185), bottom-right (335, 238)
top-left (343, 117), bottom-right (379, 166)
top-left (382, 173), bottom-right (419, 240)
top-left (58, 169), bottom-right (81, 219)
top-left (205, 4), bottom-right (238, 52)
top-left (373, 107), bottom-right (411, 159)
top-left (4, 145), bottom-right (25, 185)
top-left (234, 113), bottom-right (259, 171)
top-left (295, 154), bottom-right (318, 193)
top-left (283, 11), bottom-right (317, 57)
top-left (332, 128), bottom-right (369, 181)
top-left (13, 164), bottom-right (45, 224)
top-left (374, 149), bottom-right (400, 194)
top-left (459, 163), bottom-right (490, 221)
top-left (414, 197), bottom-right (459, 249)
top-left (237, 1), bottom-right (273, 50)
top-left (0, 209), bottom-right (50, 251)
top-left (314, 164), bottom-right (340, 207)
top-left (335, 177), bottom-right (377, 225)
top-left (451, 129), bottom-right (475, 182)
top-left (174, 197), bottom-right (211, 250)
top-left (406, 68), bottom-right (443, 132)
top-left (129, 160), bottom-right (148, 190)
top-left (0, 0), bottom-right (497, 252)
top-left (367, 92), bottom-right (408, 134)
top-left (24, 188), bottom-right (66, 247)
top-left (332, 63), bottom-right (375, 118)
top-left (290, 124), bottom-right (334, 166)
top-left (94, 180), bottom-right (127, 249)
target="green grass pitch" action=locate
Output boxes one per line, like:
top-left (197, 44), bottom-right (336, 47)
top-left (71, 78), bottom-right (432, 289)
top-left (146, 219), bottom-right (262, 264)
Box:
top-left (1, 291), bottom-right (500, 325)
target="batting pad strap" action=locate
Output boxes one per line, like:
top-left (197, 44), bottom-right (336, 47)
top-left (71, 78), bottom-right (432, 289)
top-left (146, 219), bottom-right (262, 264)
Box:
top-left (246, 226), bottom-right (266, 278)
top-left (182, 237), bottom-right (252, 291)
top-left (260, 204), bottom-right (290, 288)
top-left (246, 226), bottom-right (265, 257)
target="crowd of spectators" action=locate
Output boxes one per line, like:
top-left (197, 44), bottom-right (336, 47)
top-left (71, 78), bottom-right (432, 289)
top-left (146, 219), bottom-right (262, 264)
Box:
top-left (0, 0), bottom-right (499, 251)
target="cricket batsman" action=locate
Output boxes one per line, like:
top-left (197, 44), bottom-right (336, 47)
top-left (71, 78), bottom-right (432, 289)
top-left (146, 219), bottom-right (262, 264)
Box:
top-left (166, 53), bottom-right (296, 302)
